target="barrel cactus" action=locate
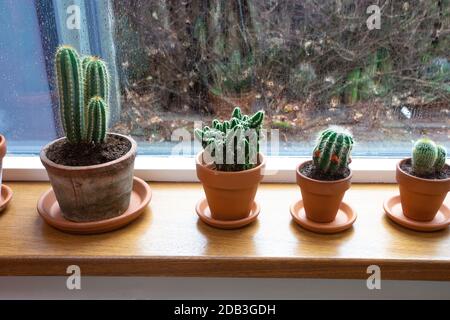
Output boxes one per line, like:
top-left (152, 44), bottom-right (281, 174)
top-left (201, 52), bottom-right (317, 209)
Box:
top-left (412, 138), bottom-right (447, 176)
top-left (313, 127), bottom-right (354, 176)
top-left (195, 107), bottom-right (264, 172)
top-left (55, 46), bottom-right (110, 144)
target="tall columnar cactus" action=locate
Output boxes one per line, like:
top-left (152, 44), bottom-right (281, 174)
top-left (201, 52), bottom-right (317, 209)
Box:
top-left (412, 138), bottom-right (447, 176)
top-left (87, 97), bottom-right (107, 144)
top-left (55, 45), bottom-right (110, 144)
top-left (84, 58), bottom-right (110, 125)
top-left (313, 128), bottom-right (354, 175)
top-left (195, 107), bottom-right (264, 172)
top-left (56, 46), bottom-right (85, 143)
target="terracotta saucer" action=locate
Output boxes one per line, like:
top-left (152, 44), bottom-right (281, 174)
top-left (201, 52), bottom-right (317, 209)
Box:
top-left (384, 195), bottom-right (450, 232)
top-left (290, 199), bottom-right (357, 234)
top-left (0, 184), bottom-right (13, 212)
top-left (196, 198), bottom-right (260, 230)
top-left (37, 177), bottom-right (152, 235)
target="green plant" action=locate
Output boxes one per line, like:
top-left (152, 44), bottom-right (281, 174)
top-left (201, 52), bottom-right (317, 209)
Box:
top-left (87, 97), bottom-right (107, 144)
top-left (83, 57), bottom-right (110, 123)
top-left (344, 48), bottom-right (392, 104)
top-left (55, 46), bottom-right (110, 144)
top-left (313, 127), bottom-right (354, 176)
top-left (56, 46), bottom-right (85, 143)
top-left (194, 107), bottom-right (264, 172)
top-left (210, 50), bottom-right (254, 96)
top-left (412, 138), bottom-right (447, 176)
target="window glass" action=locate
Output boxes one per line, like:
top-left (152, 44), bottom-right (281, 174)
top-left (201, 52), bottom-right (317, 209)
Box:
top-left (1, 0), bottom-right (449, 157)
top-left (111, 0), bottom-right (450, 157)
top-left (0, 0), bottom-right (57, 154)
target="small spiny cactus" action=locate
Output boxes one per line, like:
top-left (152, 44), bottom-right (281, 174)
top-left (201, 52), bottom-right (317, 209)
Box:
top-left (195, 107), bottom-right (264, 171)
top-left (435, 145), bottom-right (447, 172)
top-left (87, 97), bottom-right (107, 144)
top-left (313, 127), bottom-right (354, 175)
top-left (55, 45), bottom-right (110, 144)
top-left (412, 138), bottom-right (447, 176)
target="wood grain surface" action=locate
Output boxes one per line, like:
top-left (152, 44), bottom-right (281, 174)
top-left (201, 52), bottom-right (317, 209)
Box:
top-left (0, 182), bottom-right (449, 280)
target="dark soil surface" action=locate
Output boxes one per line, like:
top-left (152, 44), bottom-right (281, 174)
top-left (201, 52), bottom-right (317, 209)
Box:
top-left (46, 135), bottom-right (131, 166)
top-left (400, 159), bottom-right (450, 180)
top-left (300, 161), bottom-right (350, 181)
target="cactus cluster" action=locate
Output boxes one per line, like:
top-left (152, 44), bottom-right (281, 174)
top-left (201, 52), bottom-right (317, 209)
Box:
top-left (194, 107), bottom-right (264, 172)
top-left (55, 46), bottom-right (110, 144)
top-left (312, 127), bottom-right (354, 176)
top-left (412, 138), bottom-right (447, 176)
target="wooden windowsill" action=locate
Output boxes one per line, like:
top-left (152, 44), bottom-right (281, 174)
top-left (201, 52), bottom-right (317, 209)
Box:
top-left (0, 182), bottom-right (449, 280)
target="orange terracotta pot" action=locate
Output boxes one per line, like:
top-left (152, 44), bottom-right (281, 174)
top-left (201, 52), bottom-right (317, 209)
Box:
top-left (0, 135), bottom-right (6, 186)
top-left (40, 133), bottom-right (137, 222)
top-left (296, 160), bottom-right (352, 223)
top-left (396, 158), bottom-right (450, 222)
top-left (196, 151), bottom-right (265, 221)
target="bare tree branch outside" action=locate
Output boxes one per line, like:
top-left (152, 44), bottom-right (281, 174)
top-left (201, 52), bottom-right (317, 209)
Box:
top-left (111, 0), bottom-right (449, 156)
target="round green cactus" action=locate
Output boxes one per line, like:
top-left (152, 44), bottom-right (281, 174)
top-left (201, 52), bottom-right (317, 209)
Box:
top-left (435, 145), bottom-right (447, 172)
top-left (412, 139), bottom-right (447, 176)
top-left (313, 127), bottom-right (354, 175)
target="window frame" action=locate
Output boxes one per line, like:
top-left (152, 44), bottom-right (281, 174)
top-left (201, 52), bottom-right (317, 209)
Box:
top-left (3, 155), bottom-right (399, 183)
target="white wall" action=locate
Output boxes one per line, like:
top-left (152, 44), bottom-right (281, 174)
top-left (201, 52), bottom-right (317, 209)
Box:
top-left (1, 277), bottom-right (449, 299)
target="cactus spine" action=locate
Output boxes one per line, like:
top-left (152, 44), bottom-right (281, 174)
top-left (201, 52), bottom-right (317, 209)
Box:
top-left (195, 107), bottom-right (264, 172)
top-left (84, 58), bottom-right (110, 125)
top-left (313, 128), bottom-right (354, 175)
top-left (55, 45), bottom-right (110, 144)
top-left (435, 145), bottom-right (447, 172)
top-left (87, 97), bottom-right (107, 143)
top-left (56, 46), bottom-right (85, 143)
top-left (412, 139), bottom-right (447, 176)
top-left (81, 56), bottom-right (93, 73)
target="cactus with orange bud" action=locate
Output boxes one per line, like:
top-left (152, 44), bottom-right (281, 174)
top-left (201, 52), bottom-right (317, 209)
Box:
top-left (313, 127), bottom-right (354, 175)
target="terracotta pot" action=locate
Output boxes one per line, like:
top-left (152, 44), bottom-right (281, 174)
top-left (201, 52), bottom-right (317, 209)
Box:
top-left (296, 160), bottom-right (352, 223)
top-left (208, 90), bottom-right (256, 119)
top-left (396, 158), bottom-right (450, 221)
top-left (0, 135), bottom-right (6, 186)
top-left (196, 151), bottom-right (265, 221)
top-left (40, 133), bottom-right (137, 222)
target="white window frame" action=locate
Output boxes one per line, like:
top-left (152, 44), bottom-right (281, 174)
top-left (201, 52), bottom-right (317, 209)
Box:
top-left (3, 156), bottom-right (399, 183)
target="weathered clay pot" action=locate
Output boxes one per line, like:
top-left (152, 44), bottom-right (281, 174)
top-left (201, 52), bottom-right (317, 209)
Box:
top-left (208, 90), bottom-right (256, 119)
top-left (296, 160), bottom-right (352, 223)
top-left (40, 133), bottom-right (137, 222)
top-left (0, 135), bottom-right (6, 186)
top-left (196, 151), bottom-right (265, 221)
top-left (397, 158), bottom-right (450, 221)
